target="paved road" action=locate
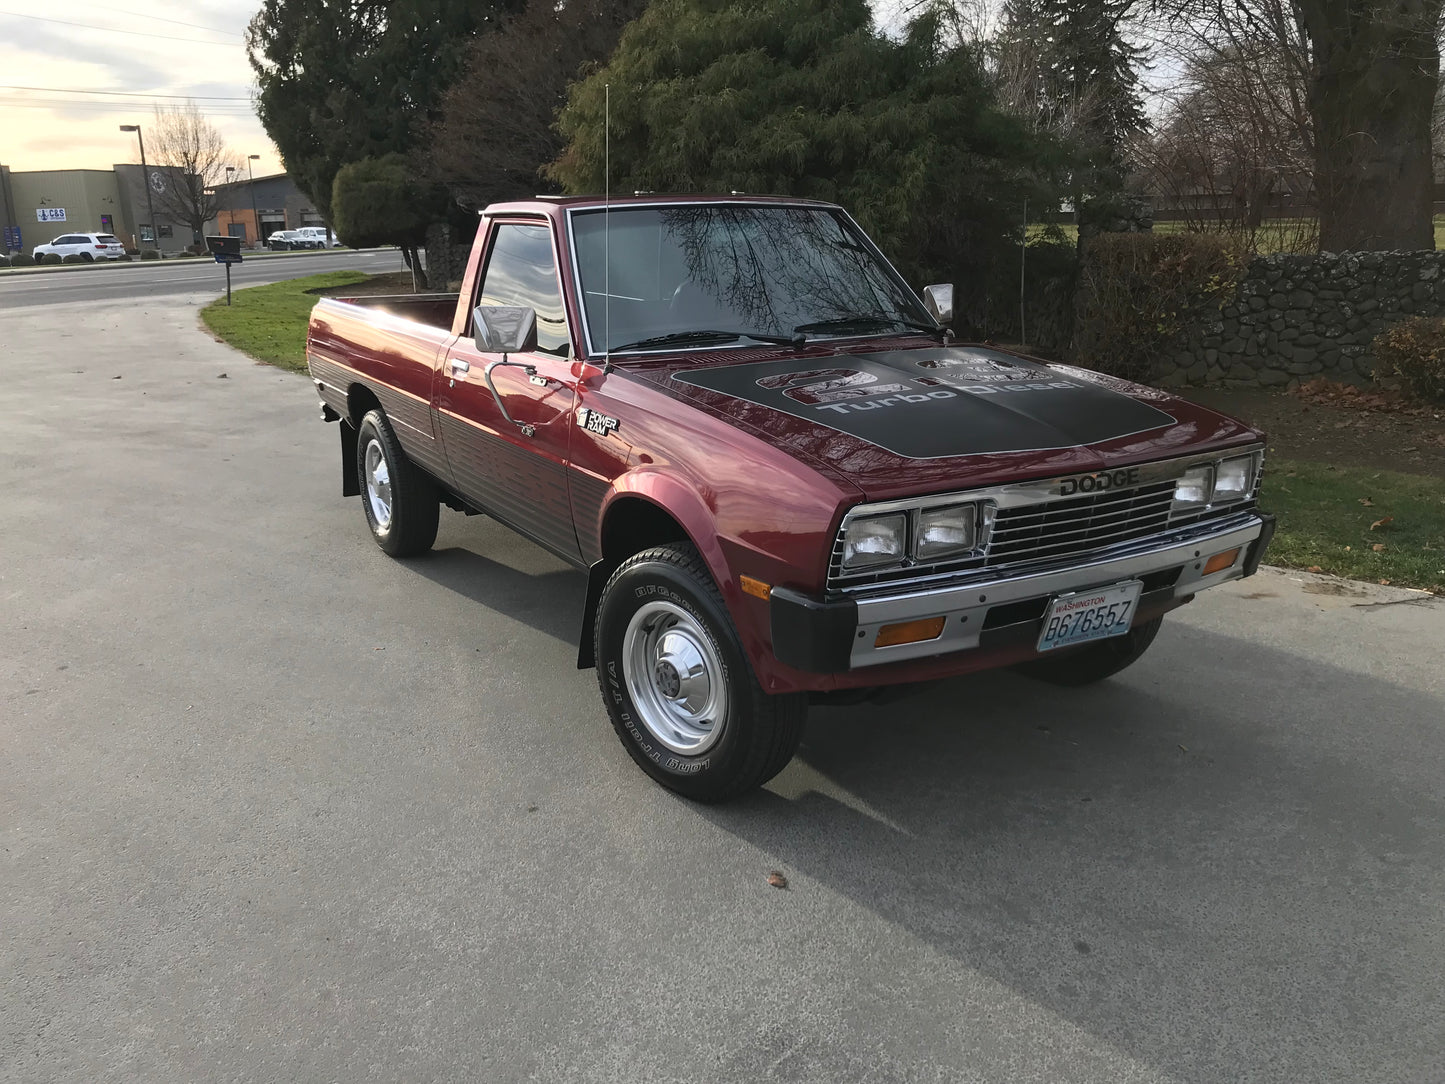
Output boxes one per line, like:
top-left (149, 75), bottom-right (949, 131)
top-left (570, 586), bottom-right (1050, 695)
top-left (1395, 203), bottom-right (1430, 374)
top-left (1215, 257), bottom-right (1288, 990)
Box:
top-left (4, 297), bottom-right (1444, 1083)
top-left (0, 248), bottom-right (405, 308)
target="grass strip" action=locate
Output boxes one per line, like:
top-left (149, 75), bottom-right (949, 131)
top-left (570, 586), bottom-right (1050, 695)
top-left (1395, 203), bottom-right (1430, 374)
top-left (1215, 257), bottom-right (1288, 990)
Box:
top-left (201, 270), bottom-right (371, 373)
top-left (1261, 459), bottom-right (1445, 593)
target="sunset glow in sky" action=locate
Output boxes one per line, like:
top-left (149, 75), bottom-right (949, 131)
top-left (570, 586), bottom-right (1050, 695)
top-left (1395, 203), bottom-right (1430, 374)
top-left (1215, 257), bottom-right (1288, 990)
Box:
top-left (0, 2), bottom-right (280, 175)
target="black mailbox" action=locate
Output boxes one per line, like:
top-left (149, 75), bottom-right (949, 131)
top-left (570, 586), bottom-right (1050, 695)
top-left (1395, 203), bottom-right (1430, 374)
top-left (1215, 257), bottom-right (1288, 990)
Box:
top-left (206, 235), bottom-right (242, 259)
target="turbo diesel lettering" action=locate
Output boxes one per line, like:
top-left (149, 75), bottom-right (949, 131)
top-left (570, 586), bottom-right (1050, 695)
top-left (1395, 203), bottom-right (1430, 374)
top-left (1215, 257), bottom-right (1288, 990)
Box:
top-left (816, 390), bottom-right (957, 414)
top-left (1058, 467), bottom-right (1141, 496)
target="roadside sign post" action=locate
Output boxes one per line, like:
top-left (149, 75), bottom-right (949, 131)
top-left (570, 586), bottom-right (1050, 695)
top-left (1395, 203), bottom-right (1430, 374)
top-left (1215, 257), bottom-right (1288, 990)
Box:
top-left (205, 235), bottom-right (243, 306)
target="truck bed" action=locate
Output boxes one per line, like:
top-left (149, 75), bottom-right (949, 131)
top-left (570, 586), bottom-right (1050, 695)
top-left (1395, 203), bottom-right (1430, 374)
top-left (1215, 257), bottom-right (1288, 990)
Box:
top-left (325, 292), bottom-right (460, 332)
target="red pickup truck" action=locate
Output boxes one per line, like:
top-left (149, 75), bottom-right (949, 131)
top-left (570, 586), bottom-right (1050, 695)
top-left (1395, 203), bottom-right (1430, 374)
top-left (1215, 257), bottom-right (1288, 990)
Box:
top-left (307, 195), bottom-right (1274, 801)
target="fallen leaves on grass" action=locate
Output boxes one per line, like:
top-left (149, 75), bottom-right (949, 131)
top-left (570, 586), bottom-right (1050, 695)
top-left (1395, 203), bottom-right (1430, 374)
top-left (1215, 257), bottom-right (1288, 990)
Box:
top-left (1372, 543), bottom-right (1387, 552)
top-left (766, 871), bottom-right (788, 889)
top-left (1370, 516), bottom-right (1395, 531)
top-left (1358, 497), bottom-right (1374, 506)
top-left (1296, 378), bottom-right (1437, 417)
top-left (1307, 565), bottom-right (1324, 572)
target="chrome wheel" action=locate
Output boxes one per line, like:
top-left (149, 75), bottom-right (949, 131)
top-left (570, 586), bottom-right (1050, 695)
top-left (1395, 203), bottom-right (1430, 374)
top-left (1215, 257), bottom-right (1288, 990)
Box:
top-left (363, 438), bottom-right (392, 529)
top-left (622, 600), bottom-right (729, 756)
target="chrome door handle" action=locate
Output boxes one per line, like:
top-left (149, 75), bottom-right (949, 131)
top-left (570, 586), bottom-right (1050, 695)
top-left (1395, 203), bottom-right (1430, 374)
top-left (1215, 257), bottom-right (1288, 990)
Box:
top-left (449, 358), bottom-right (470, 374)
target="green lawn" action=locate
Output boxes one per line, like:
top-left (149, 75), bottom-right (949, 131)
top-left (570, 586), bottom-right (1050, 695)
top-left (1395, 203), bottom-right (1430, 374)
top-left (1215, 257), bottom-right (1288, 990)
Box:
top-left (1261, 460), bottom-right (1445, 593)
top-left (201, 270), bottom-right (371, 372)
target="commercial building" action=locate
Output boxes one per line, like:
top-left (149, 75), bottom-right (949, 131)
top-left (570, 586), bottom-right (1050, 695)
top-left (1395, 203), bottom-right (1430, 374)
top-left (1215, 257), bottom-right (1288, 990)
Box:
top-left (0, 163), bottom-right (325, 254)
top-left (208, 172), bottom-right (325, 247)
top-left (0, 163), bottom-right (193, 255)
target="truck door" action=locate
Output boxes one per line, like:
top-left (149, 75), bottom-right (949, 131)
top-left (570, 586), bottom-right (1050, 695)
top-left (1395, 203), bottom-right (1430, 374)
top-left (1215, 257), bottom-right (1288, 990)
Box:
top-left (435, 219), bottom-right (582, 563)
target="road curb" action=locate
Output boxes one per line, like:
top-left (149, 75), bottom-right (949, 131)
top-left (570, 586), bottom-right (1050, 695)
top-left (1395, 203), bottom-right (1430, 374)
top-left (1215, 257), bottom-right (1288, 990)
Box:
top-left (0, 248), bottom-right (390, 278)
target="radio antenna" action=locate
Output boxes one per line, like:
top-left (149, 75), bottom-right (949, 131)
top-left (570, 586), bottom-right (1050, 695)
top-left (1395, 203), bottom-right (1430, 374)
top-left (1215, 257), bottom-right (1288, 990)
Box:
top-left (603, 82), bottom-right (612, 374)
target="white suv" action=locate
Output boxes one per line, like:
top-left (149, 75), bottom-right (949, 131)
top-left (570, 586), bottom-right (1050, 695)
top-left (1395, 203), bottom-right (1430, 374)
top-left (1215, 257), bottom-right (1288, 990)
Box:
top-left (34, 233), bottom-right (127, 261)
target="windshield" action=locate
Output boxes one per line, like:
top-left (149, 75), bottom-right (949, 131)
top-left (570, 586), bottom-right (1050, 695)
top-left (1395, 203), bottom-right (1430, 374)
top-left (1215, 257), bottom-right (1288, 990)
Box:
top-left (570, 205), bottom-right (933, 354)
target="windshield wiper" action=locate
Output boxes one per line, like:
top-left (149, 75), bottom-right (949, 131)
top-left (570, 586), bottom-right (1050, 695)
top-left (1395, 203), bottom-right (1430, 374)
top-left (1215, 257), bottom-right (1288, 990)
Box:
top-left (793, 315), bottom-right (943, 339)
top-left (608, 329), bottom-right (804, 352)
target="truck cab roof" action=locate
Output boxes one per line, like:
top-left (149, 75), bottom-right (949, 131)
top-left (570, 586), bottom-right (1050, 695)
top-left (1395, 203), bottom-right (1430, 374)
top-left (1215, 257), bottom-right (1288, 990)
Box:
top-left (480, 193), bottom-right (843, 217)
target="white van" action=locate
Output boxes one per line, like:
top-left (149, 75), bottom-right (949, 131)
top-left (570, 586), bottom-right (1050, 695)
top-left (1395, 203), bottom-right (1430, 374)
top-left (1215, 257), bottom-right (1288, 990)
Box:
top-left (297, 226), bottom-right (341, 248)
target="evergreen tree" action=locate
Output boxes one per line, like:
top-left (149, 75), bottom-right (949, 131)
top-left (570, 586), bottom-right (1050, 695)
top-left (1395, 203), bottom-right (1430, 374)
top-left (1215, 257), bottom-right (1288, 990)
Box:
top-left (996, 0), bottom-right (1146, 228)
top-left (245, 0), bottom-right (524, 219)
top-left (548, 0), bottom-right (1062, 329)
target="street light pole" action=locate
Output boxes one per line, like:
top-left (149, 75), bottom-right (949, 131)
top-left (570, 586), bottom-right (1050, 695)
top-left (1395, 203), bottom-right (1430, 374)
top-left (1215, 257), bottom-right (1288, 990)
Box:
top-left (247, 155), bottom-right (261, 248)
top-left (224, 166), bottom-right (236, 234)
top-left (119, 124), bottom-right (157, 254)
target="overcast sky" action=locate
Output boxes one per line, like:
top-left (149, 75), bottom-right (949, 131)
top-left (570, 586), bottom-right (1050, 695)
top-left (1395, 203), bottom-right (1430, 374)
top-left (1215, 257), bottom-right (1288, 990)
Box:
top-left (2, 1), bottom-right (921, 177)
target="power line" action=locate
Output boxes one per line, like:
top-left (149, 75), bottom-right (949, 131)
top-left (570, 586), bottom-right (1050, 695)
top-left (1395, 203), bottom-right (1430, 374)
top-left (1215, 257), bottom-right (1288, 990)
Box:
top-left (0, 84), bottom-right (252, 101)
top-left (0, 10), bottom-right (236, 46)
top-left (0, 98), bottom-right (257, 114)
top-left (104, 7), bottom-right (241, 37)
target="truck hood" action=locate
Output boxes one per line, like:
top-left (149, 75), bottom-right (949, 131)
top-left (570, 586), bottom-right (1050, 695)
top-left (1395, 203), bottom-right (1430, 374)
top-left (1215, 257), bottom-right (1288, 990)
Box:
top-left (643, 342), bottom-right (1262, 502)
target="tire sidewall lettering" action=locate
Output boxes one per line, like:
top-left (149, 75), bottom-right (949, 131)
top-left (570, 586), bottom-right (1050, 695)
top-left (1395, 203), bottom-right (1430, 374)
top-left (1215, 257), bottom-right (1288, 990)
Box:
top-left (602, 571), bottom-right (733, 778)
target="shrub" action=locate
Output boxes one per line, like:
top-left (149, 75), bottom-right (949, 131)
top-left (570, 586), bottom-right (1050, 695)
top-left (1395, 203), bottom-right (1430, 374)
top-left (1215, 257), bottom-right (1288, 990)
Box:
top-left (10, 252), bottom-right (35, 266)
top-left (119, 253), bottom-right (134, 262)
top-left (61, 253), bottom-right (85, 264)
top-left (1074, 232), bottom-right (1246, 383)
top-left (42, 252), bottom-right (63, 265)
top-left (140, 249), bottom-right (160, 260)
top-left (1373, 316), bottom-right (1445, 404)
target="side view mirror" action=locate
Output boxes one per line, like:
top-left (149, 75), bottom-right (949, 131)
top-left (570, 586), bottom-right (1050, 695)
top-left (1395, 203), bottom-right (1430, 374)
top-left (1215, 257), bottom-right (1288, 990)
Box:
top-left (921, 283), bottom-right (954, 327)
top-left (473, 305), bottom-right (537, 354)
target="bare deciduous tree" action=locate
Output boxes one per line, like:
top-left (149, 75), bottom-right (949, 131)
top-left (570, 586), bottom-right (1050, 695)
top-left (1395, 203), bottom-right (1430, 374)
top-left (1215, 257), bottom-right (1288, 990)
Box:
top-left (1148, 0), bottom-right (1444, 251)
top-left (147, 102), bottom-right (235, 246)
top-left (1133, 9), bottom-right (1317, 250)
top-left (426, 0), bottom-right (647, 210)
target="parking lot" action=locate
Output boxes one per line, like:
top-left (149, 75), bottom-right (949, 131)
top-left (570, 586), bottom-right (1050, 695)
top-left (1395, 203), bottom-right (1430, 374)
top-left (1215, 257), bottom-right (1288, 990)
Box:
top-left (3, 292), bottom-right (1443, 1083)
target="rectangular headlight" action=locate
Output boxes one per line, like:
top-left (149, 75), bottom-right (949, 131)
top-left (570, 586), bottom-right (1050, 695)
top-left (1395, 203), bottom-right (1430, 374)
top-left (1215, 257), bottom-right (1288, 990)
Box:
top-left (841, 513), bottom-right (906, 571)
top-left (917, 503), bottom-right (977, 560)
top-left (1172, 464), bottom-right (1214, 512)
top-left (1212, 454), bottom-right (1255, 502)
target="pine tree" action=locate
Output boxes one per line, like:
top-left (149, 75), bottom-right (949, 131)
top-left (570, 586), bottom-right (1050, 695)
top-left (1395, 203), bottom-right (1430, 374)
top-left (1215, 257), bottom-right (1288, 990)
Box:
top-left (245, 0), bottom-right (524, 219)
top-left (547, 0), bottom-right (1063, 328)
top-left (996, 0), bottom-right (1146, 229)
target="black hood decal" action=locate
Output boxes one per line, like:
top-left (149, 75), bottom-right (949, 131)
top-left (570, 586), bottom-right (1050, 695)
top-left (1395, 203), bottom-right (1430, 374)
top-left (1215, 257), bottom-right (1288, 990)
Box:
top-left (672, 346), bottom-right (1176, 459)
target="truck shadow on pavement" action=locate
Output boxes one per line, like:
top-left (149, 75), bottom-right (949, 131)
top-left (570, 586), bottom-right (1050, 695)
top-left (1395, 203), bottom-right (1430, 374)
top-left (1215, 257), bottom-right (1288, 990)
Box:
top-left (700, 621), bottom-right (1444, 1084)
top-left (402, 544), bottom-right (587, 648)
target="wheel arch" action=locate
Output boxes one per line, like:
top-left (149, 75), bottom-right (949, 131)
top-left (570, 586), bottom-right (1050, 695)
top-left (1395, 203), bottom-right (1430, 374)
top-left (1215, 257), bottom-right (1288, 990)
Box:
top-left (576, 482), bottom-right (732, 670)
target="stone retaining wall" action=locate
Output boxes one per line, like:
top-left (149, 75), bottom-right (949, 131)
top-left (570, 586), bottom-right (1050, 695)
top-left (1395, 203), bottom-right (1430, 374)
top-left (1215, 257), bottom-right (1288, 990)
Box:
top-left (1156, 250), bottom-right (1445, 388)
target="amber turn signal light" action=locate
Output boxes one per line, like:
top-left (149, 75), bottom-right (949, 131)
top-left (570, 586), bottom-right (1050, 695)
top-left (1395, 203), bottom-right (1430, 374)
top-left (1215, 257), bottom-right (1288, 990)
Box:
top-left (874, 616), bottom-right (947, 648)
top-left (739, 575), bottom-right (772, 600)
top-left (1202, 548), bottom-right (1241, 576)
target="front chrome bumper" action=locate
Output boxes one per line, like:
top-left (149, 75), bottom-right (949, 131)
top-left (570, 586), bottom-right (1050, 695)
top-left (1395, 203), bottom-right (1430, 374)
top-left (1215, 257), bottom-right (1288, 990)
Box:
top-left (770, 513), bottom-right (1274, 673)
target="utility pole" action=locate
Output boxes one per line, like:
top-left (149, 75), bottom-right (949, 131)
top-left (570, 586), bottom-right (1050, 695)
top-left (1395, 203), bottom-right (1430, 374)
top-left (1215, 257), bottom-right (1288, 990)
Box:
top-left (119, 124), bottom-right (158, 254)
top-left (247, 155), bottom-right (261, 248)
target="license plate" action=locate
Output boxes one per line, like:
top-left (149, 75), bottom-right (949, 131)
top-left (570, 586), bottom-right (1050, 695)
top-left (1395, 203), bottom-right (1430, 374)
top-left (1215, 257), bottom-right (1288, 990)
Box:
top-left (1037, 579), bottom-right (1143, 652)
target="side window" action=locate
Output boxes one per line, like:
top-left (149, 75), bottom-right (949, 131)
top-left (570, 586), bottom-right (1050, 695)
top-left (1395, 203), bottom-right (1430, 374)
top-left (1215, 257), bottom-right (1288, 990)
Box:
top-left (477, 222), bottom-right (569, 357)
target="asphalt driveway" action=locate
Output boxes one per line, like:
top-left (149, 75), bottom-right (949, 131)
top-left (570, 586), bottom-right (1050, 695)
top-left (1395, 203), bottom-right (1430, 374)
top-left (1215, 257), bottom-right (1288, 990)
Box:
top-left (3, 297), bottom-right (1442, 1083)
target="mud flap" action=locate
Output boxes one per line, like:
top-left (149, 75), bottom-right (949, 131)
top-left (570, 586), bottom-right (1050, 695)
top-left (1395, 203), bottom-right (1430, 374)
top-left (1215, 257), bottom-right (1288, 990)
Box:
top-left (576, 558), bottom-right (617, 670)
top-left (340, 418), bottom-right (359, 497)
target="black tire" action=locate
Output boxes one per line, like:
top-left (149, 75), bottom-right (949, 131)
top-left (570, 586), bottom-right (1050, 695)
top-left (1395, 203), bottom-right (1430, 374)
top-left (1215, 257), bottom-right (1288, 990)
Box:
top-left (81, 252), bottom-right (94, 262)
top-left (1015, 615), bottom-right (1164, 686)
top-left (356, 409), bottom-right (438, 557)
top-left (594, 544), bottom-right (806, 802)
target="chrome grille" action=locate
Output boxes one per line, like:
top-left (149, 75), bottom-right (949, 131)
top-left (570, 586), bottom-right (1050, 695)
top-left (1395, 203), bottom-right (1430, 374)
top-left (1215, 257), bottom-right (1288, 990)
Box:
top-left (827, 476), bottom-right (1255, 593)
top-left (986, 480), bottom-right (1176, 564)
